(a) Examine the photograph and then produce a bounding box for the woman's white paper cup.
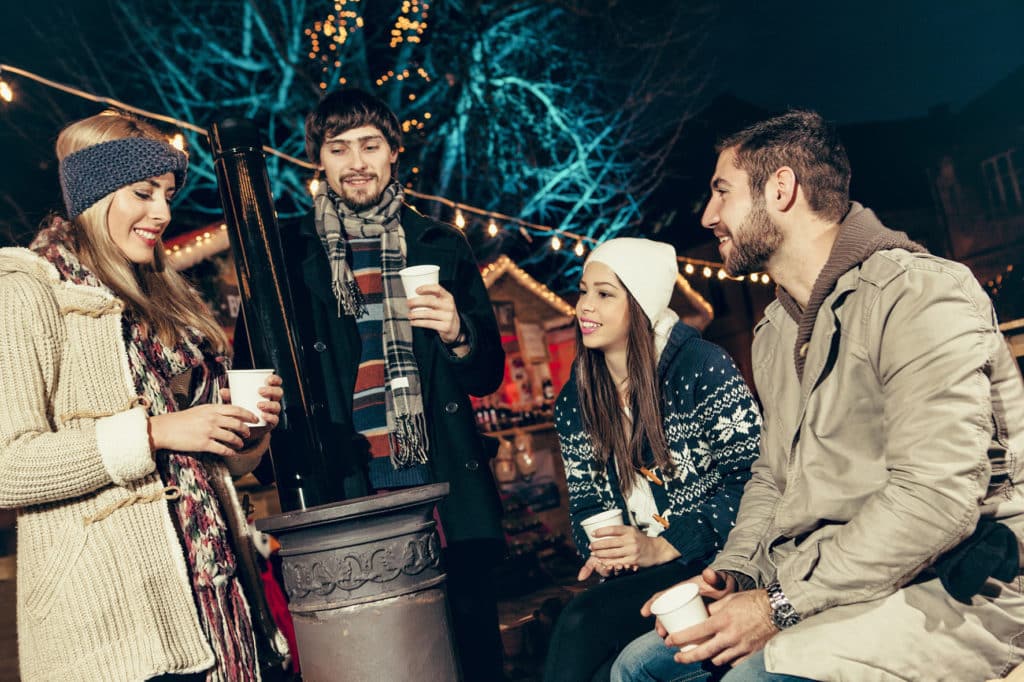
[580,508,624,542]
[399,265,440,311]
[225,369,273,427]
[650,582,709,651]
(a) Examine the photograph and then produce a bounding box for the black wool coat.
[240,204,506,547]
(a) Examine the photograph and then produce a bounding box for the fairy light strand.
[0,62,762,278]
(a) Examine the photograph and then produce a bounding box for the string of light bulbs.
[0,62,771,284]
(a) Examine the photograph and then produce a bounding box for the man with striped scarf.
[260,88,508,680]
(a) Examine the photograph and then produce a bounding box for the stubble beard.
[725,197,783,276]
[337,175,386,212]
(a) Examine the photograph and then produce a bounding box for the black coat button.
[313,341,327,352]
[444,401,459,414]
[465,460,480,471]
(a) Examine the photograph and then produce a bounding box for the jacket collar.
[296,202,457,305]
[296,200,452,244]
[656,321,700,379]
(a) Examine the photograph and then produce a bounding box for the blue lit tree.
[97,0,707,291]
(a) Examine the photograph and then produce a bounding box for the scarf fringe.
[198,585,260,682]
[329,259,367,318]
[389,412,430,468]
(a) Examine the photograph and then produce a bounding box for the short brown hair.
[717,110,851,222]
[304,89,403,166]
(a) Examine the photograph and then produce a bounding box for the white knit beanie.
[585,237,679,325]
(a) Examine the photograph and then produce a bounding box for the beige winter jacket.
[0,248,262,681]
[713,244,1024,680]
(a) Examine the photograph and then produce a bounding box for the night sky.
[4,1,1024,120]
[710,0,1024,122]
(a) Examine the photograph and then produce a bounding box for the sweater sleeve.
[659,345,761,563]
[555,388,621,559]
[0,272,154,508]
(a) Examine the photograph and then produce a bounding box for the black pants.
[446,540,506,682]
[543,560,697,682]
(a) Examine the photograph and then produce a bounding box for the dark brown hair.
[574,291,673,495]
[717,109,851,223]
[305,88,403,174]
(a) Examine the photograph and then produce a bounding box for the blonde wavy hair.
[56,111,227,351]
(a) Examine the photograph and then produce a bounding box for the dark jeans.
[446,540,506,682]
[543,560,696,682]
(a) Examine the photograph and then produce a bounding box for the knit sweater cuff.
[95,407,156,485]
[662,510,718,563]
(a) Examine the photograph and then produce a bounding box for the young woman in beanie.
[0,111,287,681]
[543,238,761,682]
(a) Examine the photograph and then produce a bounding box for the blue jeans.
[610,630,710,682]
[611,630,815,682]
[720,653,815,682]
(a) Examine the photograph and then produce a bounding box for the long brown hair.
[574,290,672,495]
[55,111,228,351]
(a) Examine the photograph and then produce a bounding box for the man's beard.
[725,198,783,276]
[337,175,385,211]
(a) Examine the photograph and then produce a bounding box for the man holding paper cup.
[612,111,1024,681]
[238,88,507,680]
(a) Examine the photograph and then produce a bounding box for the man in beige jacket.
[612,110,1024,681]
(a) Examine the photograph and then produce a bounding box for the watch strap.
[766,580,801,630]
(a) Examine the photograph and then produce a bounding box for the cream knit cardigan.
[0,247,258,681]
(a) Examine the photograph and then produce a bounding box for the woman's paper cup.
[650,582,709,652]
[399,265,440,311]
[225,369,273,427]
[580,508,624,542]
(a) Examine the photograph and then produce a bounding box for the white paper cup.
[399,265,440,312]
[225,369,273,427]
[650,582,709,651]
[580,508,624,542]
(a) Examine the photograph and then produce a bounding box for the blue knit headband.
[59,137,189,219]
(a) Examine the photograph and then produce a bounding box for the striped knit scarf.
[313,181,429,467]
[31,218,259,681]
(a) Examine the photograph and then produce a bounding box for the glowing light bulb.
[684,262,694,275]
[169,133,185,151]
[750,273,760,283]
[717,268,727,280]
[550,235,562,251]
[762,274,771,285]
[454,209,466,229]
[702,266,712,278]
[487,219,499,237]
[574,240,585,257]
[309,178,321,196]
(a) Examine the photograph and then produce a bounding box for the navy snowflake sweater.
[555,321,761,564]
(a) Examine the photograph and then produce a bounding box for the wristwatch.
[766,580,801,630]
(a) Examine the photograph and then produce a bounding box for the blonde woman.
[0,111,285,681]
